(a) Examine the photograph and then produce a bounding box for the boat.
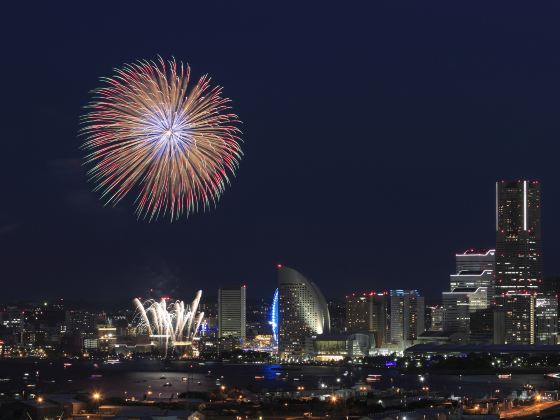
[255,375,265,380]
[497,373,512,380]
[366,374,382,382]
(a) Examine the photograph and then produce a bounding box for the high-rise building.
[495,180,542,344]
[496,181,542,294]
[345,292,388,347]
[278,265,330,359]
[535,295,558,344]
[218,286,247,339]
[389,290,424,349]
[442,287,488,333]
[503,293,535,344]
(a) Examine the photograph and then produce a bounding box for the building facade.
[389,290,424,349]
[278,265,330,359]
[345,292,387,347]
[456,249,495,272]
[426,305,444,332]
[442,287,488,333]
[218,286,247,339]
[535,295,558,345]
[503,293,535,344]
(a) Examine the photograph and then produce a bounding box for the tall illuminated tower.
[495,180,542,294]
[495,180,542,344]
[277,265,330,360]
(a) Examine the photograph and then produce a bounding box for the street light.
[37,396,43,403]
[92,392,101,401]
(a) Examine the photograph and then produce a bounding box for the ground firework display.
[81,57,242,221]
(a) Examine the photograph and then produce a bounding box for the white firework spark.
[133,290,204,356]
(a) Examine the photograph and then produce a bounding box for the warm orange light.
[37,397,43,403]
[92,392,101,400]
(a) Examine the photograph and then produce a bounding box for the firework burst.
[80,57,242,221]
[133,291,205,356]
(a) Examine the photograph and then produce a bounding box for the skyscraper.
[389,290,424,349]
[495,180,542,344]
[218,286,246,339]
[278,265,330,359]
[345,292,388,347]
[496,181,542,294]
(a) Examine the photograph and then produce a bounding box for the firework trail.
[133,291,204,356]
[81,57,242,221]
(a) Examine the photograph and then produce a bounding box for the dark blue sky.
[2,2,560,303]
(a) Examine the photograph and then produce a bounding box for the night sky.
[2,2,560,304]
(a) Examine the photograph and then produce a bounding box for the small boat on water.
[497,373,512,380]
[254,375,264,380]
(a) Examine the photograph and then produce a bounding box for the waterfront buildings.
[277,265,330,359]
[218,286,247,339]
[312,333,376,361]
[389,290,424,349]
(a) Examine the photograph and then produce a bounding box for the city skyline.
[5,4,560,419]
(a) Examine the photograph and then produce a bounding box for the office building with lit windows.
[345,292,388,347]
[495,180,542,344]
[218,286,247,339]
[502,293,536,344]
[496,181,542,294]
[536,295,558,345]
[278,265,330,359]
[389,290,424,349]
[442,287,488,333]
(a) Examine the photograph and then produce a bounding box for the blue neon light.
[270,288,279,343]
